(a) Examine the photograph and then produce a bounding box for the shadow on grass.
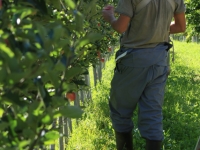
[163,65,200,150]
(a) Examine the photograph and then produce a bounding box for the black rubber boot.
[145,139,162,150]
[115,130,133,150]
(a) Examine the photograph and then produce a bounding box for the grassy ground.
[66,41,200,150]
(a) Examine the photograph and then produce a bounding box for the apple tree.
[0,0,119,149]
[185,0,200,39]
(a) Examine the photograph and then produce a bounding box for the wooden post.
[74,91,80,107]
[183,36,186,42]
[93,66,97,86]
[74,91,80,126]
[68,118,72,134]
[59,117,64,150]
[97,64,102,81]
[50,119,57,150]
[192,36,197,43]
[80,90,84,103]
[85,75,92,100]
[63,117,69,144]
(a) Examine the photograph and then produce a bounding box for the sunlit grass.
[163,41,200,150]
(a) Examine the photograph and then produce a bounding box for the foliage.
[67,41,200,150]
[185,0,200,38]
[169,0,200,41]
[163,41,200,149]
[0,0,118,149]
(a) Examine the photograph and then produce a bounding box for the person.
[102,0,186,150]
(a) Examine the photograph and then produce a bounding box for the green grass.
[66,41,200,150]
[163,41,200,150]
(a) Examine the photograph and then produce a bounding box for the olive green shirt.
[115,0,185,48]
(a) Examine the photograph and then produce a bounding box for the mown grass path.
[67,41,200,150]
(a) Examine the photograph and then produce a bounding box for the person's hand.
[102,5,115,24]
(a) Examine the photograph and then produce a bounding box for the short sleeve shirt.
[115,0,185,48]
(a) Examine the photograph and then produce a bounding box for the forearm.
[108,18,125,34]
[102,5,130,34]
[170,22,186,34]
[170,13,186,34]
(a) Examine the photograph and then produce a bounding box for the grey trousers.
[109,44,168,141]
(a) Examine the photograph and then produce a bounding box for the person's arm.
[102,5,131,34]
[170,12,186,34]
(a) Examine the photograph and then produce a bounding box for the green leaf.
[53,26,65,41]
[75,33,103,50]
[0,43,14,58]
[7,72,25,83]
[51,96,67,108]
[75,11,84,31]
[54,61,66,72]
[9,120,17,129]
[41,114,52,124]
[22,128,35,139]
[44,130,60,142]
[36,24,47,43]
[52,1,61,10]
[28,101,44,116]
[64,0,76,9]
[62,82,78,94]
[90,0,97,14]
[0,122,8,130]
[19,52,37,68]
[20,8,36,19]
[26,114,39,129]
[56,105,83,118]
[45,70,60,88]
[57,39,70,48]
[0,108,4,117]
[65,67,86,80]
[0,67,7,83]
[19,140,31,149]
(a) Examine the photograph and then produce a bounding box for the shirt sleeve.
[174,0,186,13]
[115,0,135,18]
